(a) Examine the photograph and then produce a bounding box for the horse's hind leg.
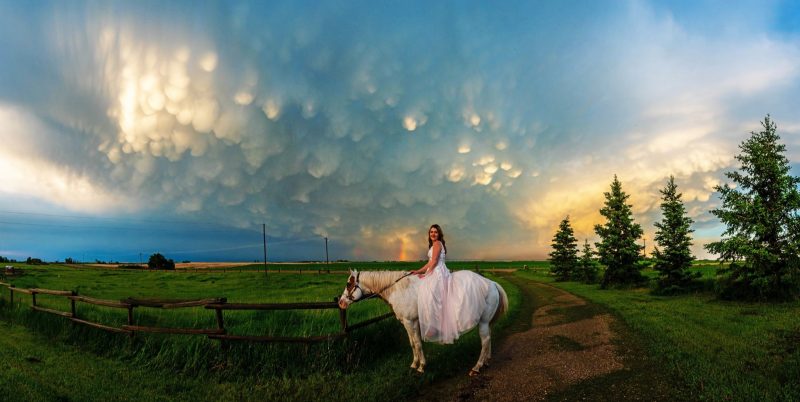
[470,321,491,376]
[401,319,420,369]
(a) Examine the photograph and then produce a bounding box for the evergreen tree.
[594,175,646,287]
[652,176,699,294]
[705,116,800,300]
[577,239,599,283]
[549,216,579,281]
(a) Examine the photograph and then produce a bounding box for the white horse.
[338,269,508,375]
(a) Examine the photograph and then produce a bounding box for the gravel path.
[461,283,622,401]
[419,273,681,402]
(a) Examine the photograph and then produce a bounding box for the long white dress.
[417,245,491,344]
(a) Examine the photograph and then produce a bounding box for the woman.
[411,224,460,344]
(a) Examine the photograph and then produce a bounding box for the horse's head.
[338,269,365,309]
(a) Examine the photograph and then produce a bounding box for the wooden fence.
[0,281,393,344]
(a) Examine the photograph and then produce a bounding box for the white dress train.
[417,245,491,344]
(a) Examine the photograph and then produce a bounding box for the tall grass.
[0,264,520,401]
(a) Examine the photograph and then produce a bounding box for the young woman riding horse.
[339,224,508,375]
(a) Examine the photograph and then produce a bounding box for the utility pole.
[262,223,268,277]
[325,237,329,273]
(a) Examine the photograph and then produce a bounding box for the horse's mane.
[359,270,412,298]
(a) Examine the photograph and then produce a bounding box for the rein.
[350,271,413,303]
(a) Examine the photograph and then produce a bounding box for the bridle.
[344,271,413,303]
[344,272,363,301]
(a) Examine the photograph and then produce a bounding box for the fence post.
[9,285,13,306]
[216,307,228,352]
[127,306,135,339]
[31,291,36,307]
[70,290,77,317]
[215,308,225,333]
[338,300,348,333]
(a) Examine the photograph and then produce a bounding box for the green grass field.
[0,263,521,401]
[1,261,798,401]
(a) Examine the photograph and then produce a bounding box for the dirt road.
[421,273,682,401]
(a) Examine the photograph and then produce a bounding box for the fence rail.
[205,301,337,310]
[122,297,226,308]
[31,288,74,296]
[68,295,130,308]
[70,317,131,334]
[0,282,392,345]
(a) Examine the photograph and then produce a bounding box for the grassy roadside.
[516,269,800,402]
[0,321,228,401]
[0,265,521,401]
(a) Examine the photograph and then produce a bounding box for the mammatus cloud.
[0,1,799,261]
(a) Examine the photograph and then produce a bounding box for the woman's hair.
[428,224,447,253]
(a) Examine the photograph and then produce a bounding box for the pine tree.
[594,175,645,287]
[577,239,599,283]
[705,115,800,300]
[549,216,579,281]
[652,176,699,294]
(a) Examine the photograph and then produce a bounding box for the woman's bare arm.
[427,241,441,272]
[415,241,441,277]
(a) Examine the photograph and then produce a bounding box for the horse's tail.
[490,282,509,325]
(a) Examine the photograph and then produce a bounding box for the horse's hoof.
[468,369,480,377]
[417,367,425,374]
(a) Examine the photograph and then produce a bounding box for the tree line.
[549,115,800,301]
[7,254,177,270]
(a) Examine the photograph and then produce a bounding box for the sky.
[0,0,799,263]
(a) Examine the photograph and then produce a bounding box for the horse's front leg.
[470,321,491,376]
[400,319,420,369]
[410,319,426,373]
